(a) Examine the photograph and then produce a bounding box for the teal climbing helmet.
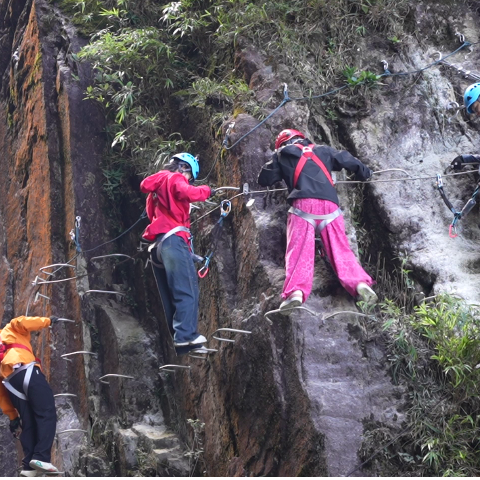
[464,83,480,114]
[171,152,199,179]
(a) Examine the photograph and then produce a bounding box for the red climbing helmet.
[275,129,305,150]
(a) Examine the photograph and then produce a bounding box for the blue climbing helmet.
[171,152,199,180]
[464,83,480,114]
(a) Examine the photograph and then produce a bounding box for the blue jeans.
[150,234,200,344]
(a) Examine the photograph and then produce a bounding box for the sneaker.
[174,334,207,347]
[20,471,38,477]
[29,460,59,473]
[279,290,303,315]
[189,334,207,345]
[356,282,378,305]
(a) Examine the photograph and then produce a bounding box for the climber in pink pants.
[258,128,377,313]
[283,197,373,302]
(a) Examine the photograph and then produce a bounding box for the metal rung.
[57,429,88,435]
[61,351,97,359]
[159,365,191,371]
[32,275,51,286]
[264,306,319,323]
[35,292,50,302]
[40,263,76,276]
[84,290,127,297]
[212,328,252,343]
[98,374,135,384]
[54,394,77,398]
[322,311,375,321]
[36,276,77,285]
[192,347,218,353]
[57,318,76,323]
[90,254,133,262]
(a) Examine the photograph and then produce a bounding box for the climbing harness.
[284,143,343,232]
[436,173,479,238]
[2,361,37,401]
[0,343,39,363]
[291,144,335,187]
[288,207,342,234]
[198,200,232,278]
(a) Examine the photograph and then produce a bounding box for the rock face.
[0,0,479,477]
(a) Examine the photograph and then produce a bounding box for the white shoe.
[279,290,303,315]
[356,282,378,305]
[29,460,59,473]
[189,334,207,345]
[20,471,38,477]
[174,334,207,347]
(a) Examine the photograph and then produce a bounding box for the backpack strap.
[292,144,334,188]
[4,343,41,364]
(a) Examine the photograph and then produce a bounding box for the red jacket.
[140,171,211,243]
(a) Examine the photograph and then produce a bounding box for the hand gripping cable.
[198,200,232,278]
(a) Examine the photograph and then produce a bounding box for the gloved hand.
[50,316,59,325]
[209,188,218,198]
[9,417,20,435]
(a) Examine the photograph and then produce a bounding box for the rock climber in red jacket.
[140,153,213,353]
[258,129,377,313]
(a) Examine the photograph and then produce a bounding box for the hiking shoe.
[189,334,207,345]
[356,282,378,305]
[174,334,207,347]
[29,460,59,473]
[279,290,303,315]
[20,471,38,477]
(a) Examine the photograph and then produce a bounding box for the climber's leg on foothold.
[282,199,316,304]
[279,290,304,314]
[319,201,374,297]
[150,237,176,337]
[356,282,378,305]
[159,235,202,345]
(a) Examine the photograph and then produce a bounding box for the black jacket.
[257,140,372,206]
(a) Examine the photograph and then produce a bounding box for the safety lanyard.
[436,174,479,238]
[198,200,231,278]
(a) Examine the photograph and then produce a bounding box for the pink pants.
[282,198,374,301]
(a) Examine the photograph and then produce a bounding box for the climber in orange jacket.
[0,315,59,476]
[140,153,213,354]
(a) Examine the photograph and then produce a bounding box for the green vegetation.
[379,294,480,476]
[57,0,410,198]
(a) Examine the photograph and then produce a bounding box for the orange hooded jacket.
[0,316,51,420]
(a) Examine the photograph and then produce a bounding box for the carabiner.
[220,200,232,217]
[198,266,209,278]
[449,224,458,238]
[198,255,211,278]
